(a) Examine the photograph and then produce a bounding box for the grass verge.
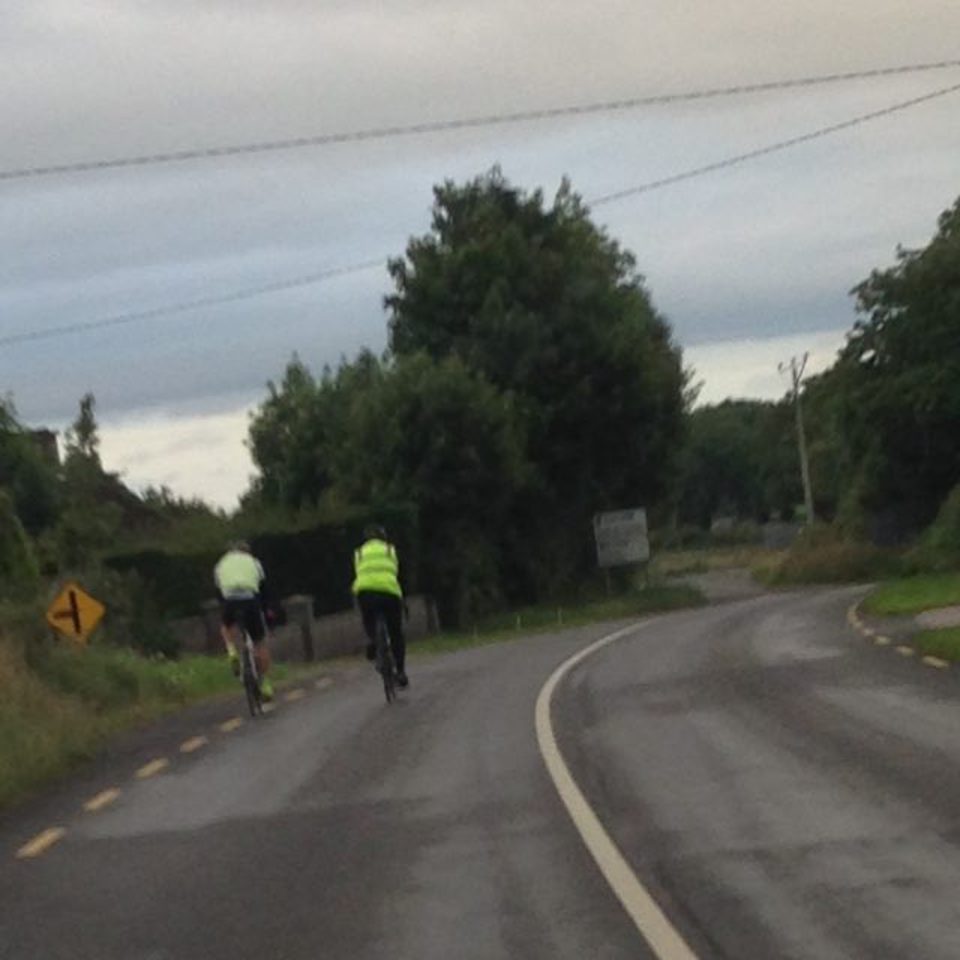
[914,627,960,662]
[413,583,704,656]
[2,582,702,806]
[651,545,782,578]
[862,572,960,617]
[0,627,300,809]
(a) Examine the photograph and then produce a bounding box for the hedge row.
[105,504,419,618]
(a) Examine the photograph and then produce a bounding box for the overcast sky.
[2,1,959,506]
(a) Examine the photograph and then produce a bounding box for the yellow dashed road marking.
[284,688,306,703]
[16,827,66,860]
[135,758,169,779]
[262,702,276,714]
[180,736,208,754]
[83,788,120,813]
[315,677,333,690]
[851,601,950,678]
[220,717,243,733]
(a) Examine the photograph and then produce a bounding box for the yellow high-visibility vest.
[352,539,402,597]
[214,551,263,597]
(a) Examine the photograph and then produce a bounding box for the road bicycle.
[373,612,398,704]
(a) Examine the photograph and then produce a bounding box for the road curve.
[554,586,960,959]
[2,586,958,959]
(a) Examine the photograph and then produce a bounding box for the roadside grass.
[651,545,782,578]
[1,579,703,805]
[0,641,95,810]
[914,627,960,662]
[0,625,301,809]
[862,572,960,617]
[413,583,704,656]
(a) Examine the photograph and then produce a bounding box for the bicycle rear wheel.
[242,638,262,716]
[375,617,396,704]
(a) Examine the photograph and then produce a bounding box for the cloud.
[685,329,847,406]
[97,399,259,509]
[2,0,958,432]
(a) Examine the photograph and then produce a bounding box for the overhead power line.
[3,77,958,349]
[589,80,960,206]
[2,59,960,183]
[0,259,385,347]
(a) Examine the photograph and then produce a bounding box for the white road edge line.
[535,623,700,960]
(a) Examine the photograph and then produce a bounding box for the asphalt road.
[2,586,959,959]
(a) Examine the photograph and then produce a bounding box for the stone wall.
[170,595,436,662]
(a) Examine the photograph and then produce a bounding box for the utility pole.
[779,353,816,526]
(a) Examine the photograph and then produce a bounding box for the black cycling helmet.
[364,524,387,541]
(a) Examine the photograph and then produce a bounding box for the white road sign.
[593,508,649,568]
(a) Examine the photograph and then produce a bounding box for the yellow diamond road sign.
[46,582,105,644]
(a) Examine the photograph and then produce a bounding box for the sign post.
[593,508,650,590]
[46,582,106,645]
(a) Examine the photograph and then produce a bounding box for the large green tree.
[816,196,960,534]
[57,393,124,566]
[335,353,525,624]
[386,169,686,594]
[247,350,383,510]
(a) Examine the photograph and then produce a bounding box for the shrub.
[0,490,40,599]
[758,523,901,584]
[63,568,181,658]
[928,485,960,549]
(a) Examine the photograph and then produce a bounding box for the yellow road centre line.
[16,827,66,860]
[536,622,700,960]
[220,717,243,733]
[284,688,306,702]
[896,645,915,657]
[875,635,891,646]
[135,758,169,779]
[922,655,950,669]
[180,736,208,754]
[315,677,333,690]
[83,788,120,813]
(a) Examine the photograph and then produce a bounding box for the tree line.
[674,195,959,543]
[3,170,957,626]
[246,170,687,623]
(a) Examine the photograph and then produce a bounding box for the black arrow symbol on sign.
[52,590,82,635]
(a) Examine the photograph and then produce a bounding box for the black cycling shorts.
[221,596,266,643]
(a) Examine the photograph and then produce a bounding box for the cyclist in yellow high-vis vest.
[353,524,408,687]
[214,540,274,700]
